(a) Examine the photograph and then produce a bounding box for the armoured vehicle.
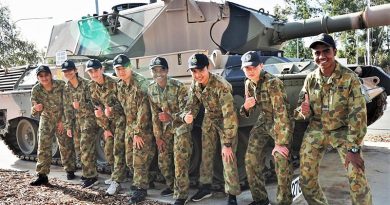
[1,0,389,185]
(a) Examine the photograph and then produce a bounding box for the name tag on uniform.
[322,105,329,112]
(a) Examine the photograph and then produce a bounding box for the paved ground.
[1,98,389,204]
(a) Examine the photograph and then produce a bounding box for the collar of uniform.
[314,61,342,84]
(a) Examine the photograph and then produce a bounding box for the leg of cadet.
[133,133,155,189]
[36,117,56,175]
[199,116,218,186]
[274,146,293,205]
[80,118,98,178]
[111,116,126,183]
[245,128,270,202]
[173,130,193,200]
[125,125,134,174]
[336,146,372,205]
[299,130,327,205]
[104,124,115,167]
[221,132,240,196]
[56,124,76,173]
[158,132,175,190]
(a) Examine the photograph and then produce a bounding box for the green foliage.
[0,4,39,68]
[283,39,312,59]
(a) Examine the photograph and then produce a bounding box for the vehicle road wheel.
[16,119,38,155]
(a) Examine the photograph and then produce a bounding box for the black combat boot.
[174,198,188,205]
[130,188,147,204]
[30,174,48,186]
[227,194,237,205]
[191,184,212,202]
[67,171,76,180]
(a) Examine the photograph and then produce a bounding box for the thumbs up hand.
[184,111,193,124]
[301,94,310,117]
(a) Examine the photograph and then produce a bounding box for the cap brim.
[241,62,260,69]
[309,40,333,49]
[85,67,95,72]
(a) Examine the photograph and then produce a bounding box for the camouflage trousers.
[299,129,372,205]
[36,116,76,175]
[200,117,241,195]
[173,129,193,199]
[245,126,292,204]
[157,130,175,190]
[72,116,98,178]
[108,116,127,182]
[132,132,156,189]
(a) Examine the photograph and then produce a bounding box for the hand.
[243,96,256,111]
[34,103,43,112]
[105,105,112,117]
[94,106,103,118]
[57,121,64,134]
[133,135,145,149]
[184,111,193,124]
[66,129,72,138]
[72,101,80,110]
[272,144,289,159]
[103,130,113,140]
[156,138,166,153]
[345,152,365,172]
[222,146,235,163]
[158,111,171,123]
[300,94,310,117]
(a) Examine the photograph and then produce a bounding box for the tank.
[1,0,389,185]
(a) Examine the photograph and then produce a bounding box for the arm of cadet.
[346,76,367,150]
[134,89,150,137]
[239,80,255,118]
[172,84,189,123]
[180,84,201,122]
[30,87,41,118]
[220,87,238,144]
[148,89,163,140]
[269,79,292,145]
[294,76,311,120]
[62,88,74,130]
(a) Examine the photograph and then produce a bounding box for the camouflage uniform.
[148,78,192,199]
[116,72,155,189]
[294,62,372,205]
[89,74,126,182]
[181,72,240,195]
[31,80,76,175]
[63,76,98,178]
[239,70,293,205]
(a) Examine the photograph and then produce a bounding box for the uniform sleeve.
[148,87,163,140]
[172,84,189,123]
[90,86,110,131]
[62,88,74,130]
[30,87,40,117]
[180,83,201,122]
[239,80,255,118]
[219,86,238,144]
[108,83,123,119]
[269,79,291,145]
[346,76,367,149]
[134,88,151,137]
[294,76,312,120]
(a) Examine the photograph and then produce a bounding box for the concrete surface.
[1,98,389,204]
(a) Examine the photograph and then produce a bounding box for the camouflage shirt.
[148,78,189,140]
[117,71,152,137]
[180,72,238,144]
[294,62,367,149]
[31,79,65,120]
[63,76,95,130]
[89,74,124,131]
[239,70,292,145]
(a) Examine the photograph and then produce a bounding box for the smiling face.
[37,72,52,86]
[190,66,209,85]
[312,44,337,74]
[87,68,104,84]
[114,66,132,83]
[62,68,77,81]
[151,66,168,87]
[242,64,263,83]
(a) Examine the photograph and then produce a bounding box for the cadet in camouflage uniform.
[295,33,372,205]
[147,57,192,205]
[30,65,76,186]
[61,60,99,188]
[86,59,126,195]
[112,54,155,204]
[181,53,240,205]
[240,51,293,205]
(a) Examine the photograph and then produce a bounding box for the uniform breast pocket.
[258,91,269,102]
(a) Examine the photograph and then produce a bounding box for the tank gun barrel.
[274,4,390,43]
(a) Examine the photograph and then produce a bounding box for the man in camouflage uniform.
[61,60,99,188]
[112,54,155,204]
[86,59,126,195]
[30,65,76,186]
[240,51,293,205]
[148,57,193,205]
[181,53,240,205]
[295,33,372,205]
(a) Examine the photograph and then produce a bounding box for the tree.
[0,4,39,69]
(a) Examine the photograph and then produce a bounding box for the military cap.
[188,53,209,70]
[309,33,336,49]
[85,59,102,72]
[149,56,168,69]
[36,65,51,75]
[113,54,131,68]
[61,60,76,71]
[241,51,263,69]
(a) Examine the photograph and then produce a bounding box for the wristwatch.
[348,146,360,154]
[223,143,232,148]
